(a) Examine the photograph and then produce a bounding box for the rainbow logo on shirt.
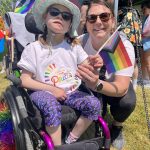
[44,64,80,93]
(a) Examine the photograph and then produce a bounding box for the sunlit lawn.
[123,86,150,150]
[0,73,150,150]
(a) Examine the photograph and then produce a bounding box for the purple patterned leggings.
[30,90,101,126]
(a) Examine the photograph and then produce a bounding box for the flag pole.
[97,25,121,54]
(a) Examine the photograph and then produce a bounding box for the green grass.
[0,73,150,150]
[123,86,150,150]
[0,73,10,94]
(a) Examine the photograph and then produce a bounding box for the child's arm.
[20,69,67,101]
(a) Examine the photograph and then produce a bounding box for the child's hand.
[51,87,67,101]
[88,54,103,69]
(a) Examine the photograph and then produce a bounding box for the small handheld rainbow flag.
[15,0,35,14]
[98,28,132,74]
[0,30,5,54]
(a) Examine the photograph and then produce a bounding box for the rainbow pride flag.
[99,31,132,74]
[0,30,5,53]
[15,0,35,14]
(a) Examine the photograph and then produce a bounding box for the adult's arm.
[77,64,131,97]
[77,32,135,97]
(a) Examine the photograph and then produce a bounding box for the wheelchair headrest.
[25,13,43,35]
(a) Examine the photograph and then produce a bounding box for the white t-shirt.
[17,40,88,94]
[79,33,135,81]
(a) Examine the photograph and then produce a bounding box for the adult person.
[18,0,102,146]
[141,0,150,86]
[77,0,136,149]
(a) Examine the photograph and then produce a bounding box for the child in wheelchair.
[17,0,103,146]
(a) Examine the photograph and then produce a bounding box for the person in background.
[141,0,150,87]
[77,0,91,35]
[118,0,142,90]
[77,0,136,149]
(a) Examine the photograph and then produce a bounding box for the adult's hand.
[76,64,99,90]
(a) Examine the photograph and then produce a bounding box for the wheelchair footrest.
[55,137,104,150]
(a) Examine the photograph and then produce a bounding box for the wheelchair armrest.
[7,74,22,86]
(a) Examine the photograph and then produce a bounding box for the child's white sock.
[65,132,79,144]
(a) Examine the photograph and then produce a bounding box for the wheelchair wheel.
[5,85,48,150]
[3,90,27,150]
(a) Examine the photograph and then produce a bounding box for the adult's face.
[86,3,115,41]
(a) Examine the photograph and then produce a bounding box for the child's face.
[45,4,72,35]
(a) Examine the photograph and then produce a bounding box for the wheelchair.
[0,12,111,150]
